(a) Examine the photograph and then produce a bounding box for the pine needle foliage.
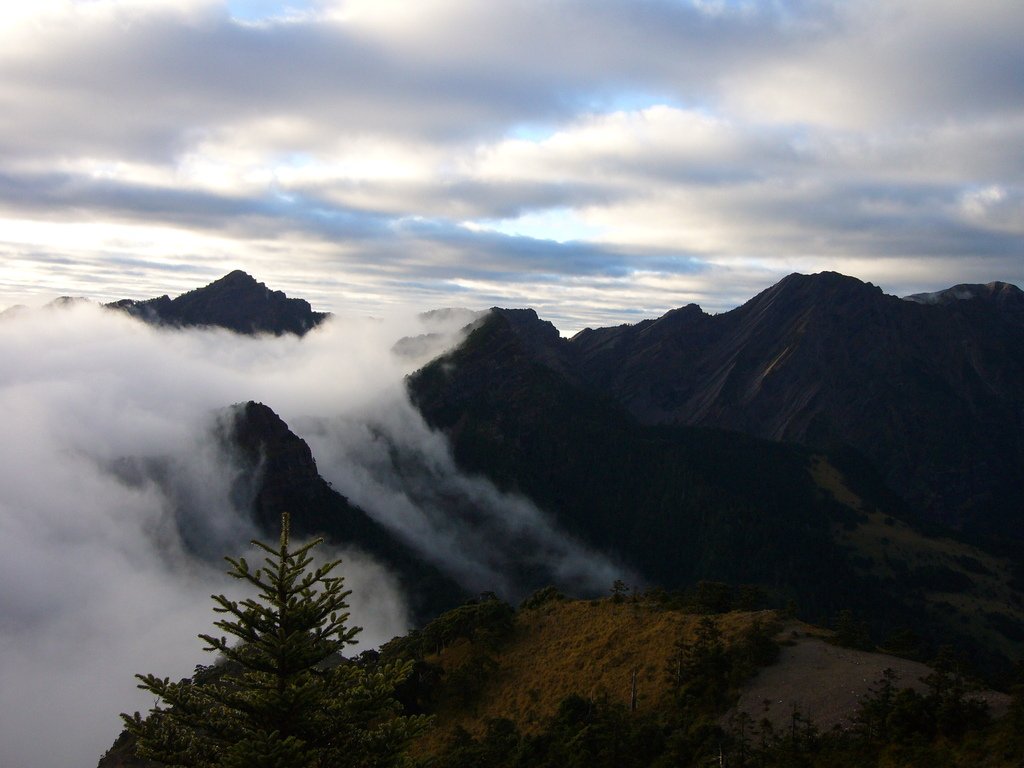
[123,513,429,768]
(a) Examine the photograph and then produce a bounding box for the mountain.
[221,401,467,621]
[107,270,328,335]
[410,272,1024,539]
[385,597,1015,766]
[96,270,1024,767]
[407,303,1024,677]
[569,272,1024,537]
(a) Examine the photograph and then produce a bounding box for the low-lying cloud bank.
[0,302,623,768]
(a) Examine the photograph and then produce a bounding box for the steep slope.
[108,270,328,335]
[409,309,847,597]
[571,272,1024,537]
[407,310,1024,674]
[222,401,467,621]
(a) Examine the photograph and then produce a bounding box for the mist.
[0,301,625,768]
[296,406,628,597]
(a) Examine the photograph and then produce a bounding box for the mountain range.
[414,271,1023,539]
[106,267,1022,541]
[87,268,1024,767]
[84,270,1024,676]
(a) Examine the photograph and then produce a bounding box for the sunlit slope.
[415,599,775,746]
[408,597,1014,761]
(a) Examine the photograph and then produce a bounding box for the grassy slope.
[414,597,1022,767]
[416,599,770,751]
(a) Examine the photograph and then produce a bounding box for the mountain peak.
[207,269,263,291]
[490,307,564,347]
[730,271,886,328]
[108,272,328,336]
[772,271,882,300]
[904,281,1024,305]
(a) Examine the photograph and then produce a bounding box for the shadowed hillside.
[408,305,1024,678]
[571,273,1024,538]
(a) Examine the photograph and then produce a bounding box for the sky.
[0,0,1021,332]
[0,304,625,768]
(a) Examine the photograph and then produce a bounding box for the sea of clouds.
[0,302,623,768]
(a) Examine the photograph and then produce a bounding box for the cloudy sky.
[1,0,1022,332]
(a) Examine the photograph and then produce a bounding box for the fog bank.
[0,302,625,768]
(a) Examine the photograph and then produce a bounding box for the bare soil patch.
[731,626,1010,731]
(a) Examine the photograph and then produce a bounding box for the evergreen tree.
[853,667,900,742]
[667,616,729,709]
[123,513,429,768]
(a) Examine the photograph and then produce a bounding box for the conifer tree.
[123,513,429,767]
[667,616,729,709]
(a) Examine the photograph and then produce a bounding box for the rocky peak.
[485,308,570,372]
[490,307,563,346]
[107,271,328,336]
[739,271,885,317]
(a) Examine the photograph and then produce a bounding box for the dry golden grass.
[417,599,777,752]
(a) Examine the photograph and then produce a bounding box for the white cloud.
[0,0,1022,331]
[0,301,630,766]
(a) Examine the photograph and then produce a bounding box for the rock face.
[108,270,328,335]
[413,271,1024,538]
[224,401,466,621]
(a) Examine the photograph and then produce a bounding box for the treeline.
[364,586,1023,768]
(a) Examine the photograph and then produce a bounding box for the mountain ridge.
[222,401,468,621]
[447,271,1024,537]
[408,306,1024,678]
[107,270,328,335]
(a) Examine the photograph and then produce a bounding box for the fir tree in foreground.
[123,513,429,768]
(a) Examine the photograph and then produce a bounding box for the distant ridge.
[108,270,328,336]
[904,280,1023,305]
[412,271,1024,540]
[904,281,1024,326]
